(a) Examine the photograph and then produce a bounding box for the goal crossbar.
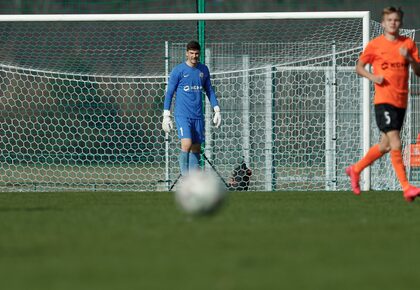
[0,12,369,22]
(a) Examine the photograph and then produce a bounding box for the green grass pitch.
[1,190,420,290]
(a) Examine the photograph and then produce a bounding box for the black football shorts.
[374,103,406,133]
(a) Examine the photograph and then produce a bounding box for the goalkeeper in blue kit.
[162,41,221,175]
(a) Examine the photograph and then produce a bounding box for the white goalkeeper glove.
[213,106,221,128]
[162,110,173,133]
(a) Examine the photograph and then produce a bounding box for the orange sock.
[354,144,384,174]
[390,149,410,190]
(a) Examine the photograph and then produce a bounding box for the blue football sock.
[189,152,201,171]
[179,151,189,175]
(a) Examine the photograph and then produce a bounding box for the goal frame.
[0,12,372,191]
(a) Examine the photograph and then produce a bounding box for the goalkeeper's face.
[186,49,200,66]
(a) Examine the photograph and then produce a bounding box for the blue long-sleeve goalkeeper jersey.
[163,62,219,119]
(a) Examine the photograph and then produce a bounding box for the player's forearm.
[163,92,173,110]
[356,66,372,80]
[207,92,219,108]
[204,84,219,108]
[409,60,420,76]
[204,80,218,108]
[163,98,172,110]
[402,49,420,76]
[163,84,176,110]
[356,63,377,82]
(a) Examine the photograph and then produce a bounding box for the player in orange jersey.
[346,6,420,201]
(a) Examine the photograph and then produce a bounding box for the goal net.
[0,13,416,192]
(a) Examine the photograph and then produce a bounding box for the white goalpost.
[2,11,406,192]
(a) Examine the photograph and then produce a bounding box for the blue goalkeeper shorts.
[175,116,205,144]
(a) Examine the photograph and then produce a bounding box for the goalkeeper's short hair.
[186,40,201,51]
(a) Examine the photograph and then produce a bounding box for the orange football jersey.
[360,35,420,108]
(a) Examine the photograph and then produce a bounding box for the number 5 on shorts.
[384,111,391,125]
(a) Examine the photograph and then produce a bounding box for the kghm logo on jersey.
[183,85,202,92]
[381,62,408,70]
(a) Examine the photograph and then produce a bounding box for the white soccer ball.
[175,170,226,215]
